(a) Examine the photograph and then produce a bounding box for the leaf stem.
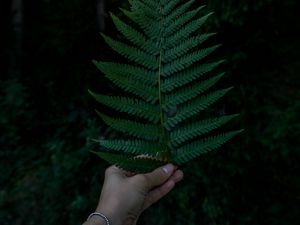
[158,0,171,161]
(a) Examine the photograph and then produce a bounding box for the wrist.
[95,207,137,225]
[84,216,107,225]
[95,204,123,225]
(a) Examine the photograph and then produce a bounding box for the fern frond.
[166,12,214,48]
[129,0,159,20]
[170,114,239,147]
[164,73,224,109]
[164,33,216,63]
[163,44,221,76]
[140,0,157,10]
[101,34,158,69]
[110,13,158,55]
[97,111,161,140]
[162,61,224,91]
[164,0,196,25]
[94,139,162,156]
[89,91,160,123]
[165,87,233,129]
[93,61,157,102]
[163,0,185,16]
[91,0,242,172]
[121,9,161,39]
[93,61,156,86]
[173,130,243,164]
[165,5,205,36]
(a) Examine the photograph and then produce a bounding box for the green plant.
[90,0,242,172]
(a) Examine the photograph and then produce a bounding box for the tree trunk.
[96,0,105,32]
[11,0,23,77]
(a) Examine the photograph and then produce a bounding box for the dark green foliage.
[91,0,241,172]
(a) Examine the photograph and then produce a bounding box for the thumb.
[144,164,175,190]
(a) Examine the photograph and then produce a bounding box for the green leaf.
[161,60,224,91]
[121,9,161,39]
[93,60,157,102]
[101,34,158,69]
[110,13,158,55]
[129,0,160,20]
[170,114,239,147]
[89,90,160,123]
[162,44,221,76]
[173,130,243,164]
[163,0,185,16]
[165,87,233,129]
[163,0,195,27]
[165,5,205,37]
[97,111,161,140]
[164,33,216,63]
[93,61,156,86]
[164,73,225,109]
[139,0,158,10]
[166,12,214,48]
[94,139,162,156]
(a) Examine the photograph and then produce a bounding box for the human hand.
[85,164,183,225]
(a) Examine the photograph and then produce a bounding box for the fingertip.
[162,164,175,175]
[171,169,184,183]
[144,164,176,189]
[166,179,175,189]
[177,170,184,181]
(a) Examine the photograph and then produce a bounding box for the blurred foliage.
[0,0,299,225]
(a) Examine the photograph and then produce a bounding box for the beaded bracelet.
[87,212,110,225]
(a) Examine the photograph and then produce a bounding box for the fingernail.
[163,164,174,174]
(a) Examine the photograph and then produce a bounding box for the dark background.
[1,0,299,224]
